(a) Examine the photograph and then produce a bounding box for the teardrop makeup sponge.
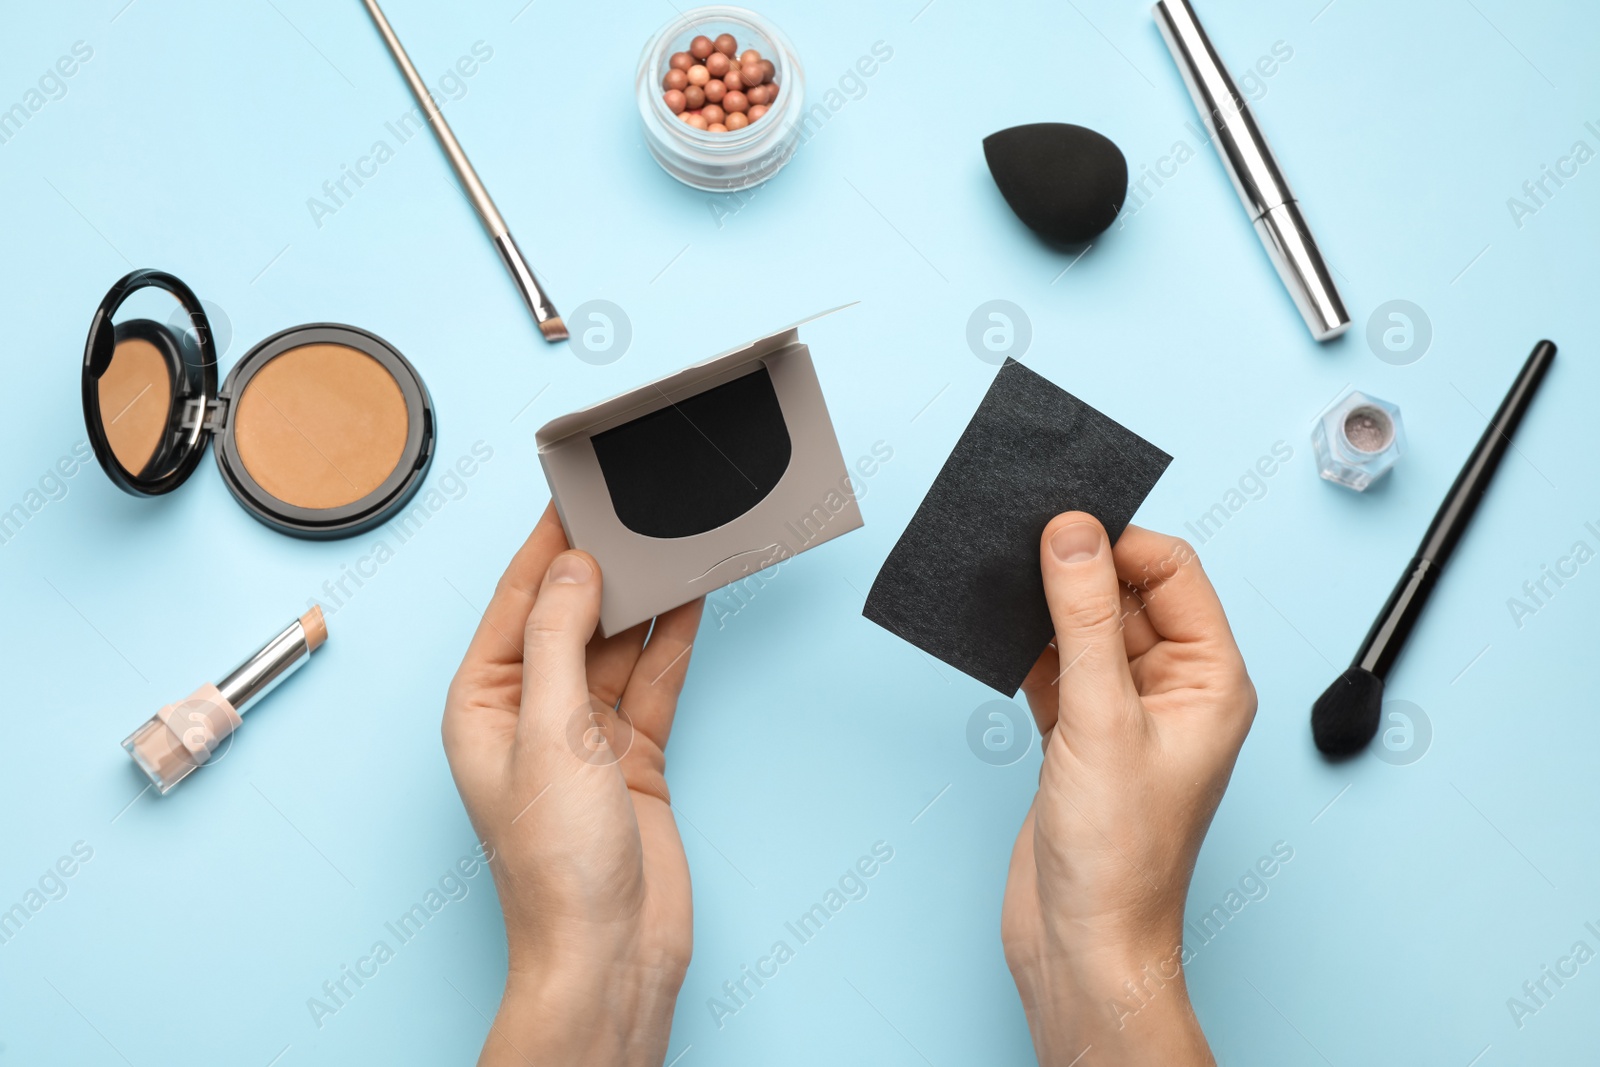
[983,123,1128,246]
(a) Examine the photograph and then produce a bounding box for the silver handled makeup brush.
[361,0,567,343]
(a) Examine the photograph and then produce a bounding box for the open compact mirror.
[82,269,435,539]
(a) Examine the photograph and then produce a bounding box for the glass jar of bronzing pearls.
[636,6,805,192]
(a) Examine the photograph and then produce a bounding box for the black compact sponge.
[983,123,1128,246]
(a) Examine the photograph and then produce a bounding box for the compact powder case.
[81,269,435,539]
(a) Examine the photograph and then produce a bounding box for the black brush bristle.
[1311,666,1385,758]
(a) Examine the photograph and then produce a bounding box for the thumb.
[1039,514,1139,743]
[517,550,602,753]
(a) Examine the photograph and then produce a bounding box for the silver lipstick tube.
[217,618,313,716]
[1154,0,1350,341]
[122,611,324,795]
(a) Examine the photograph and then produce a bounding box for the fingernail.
[1050,522,1102,564]
[548,554,592,584]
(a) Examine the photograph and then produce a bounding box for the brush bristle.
[1311,666,1385,757]
[539,316,568,343]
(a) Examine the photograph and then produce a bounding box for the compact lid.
[81,269,218,496]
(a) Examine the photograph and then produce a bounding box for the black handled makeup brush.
[1312,340,1557,757]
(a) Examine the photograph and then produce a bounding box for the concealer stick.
[122,607,327,795]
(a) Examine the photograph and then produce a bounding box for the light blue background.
[2,0,1597,1063]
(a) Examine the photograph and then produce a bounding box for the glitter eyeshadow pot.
[1312,389,1405,491]
[82,269,435,538]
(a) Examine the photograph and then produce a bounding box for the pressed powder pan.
[82,269,435,539]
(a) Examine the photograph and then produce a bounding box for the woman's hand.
[1003,514,1256,1066]
[443,503,703,1066]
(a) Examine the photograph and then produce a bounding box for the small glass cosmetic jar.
[1312,389,1405,491]
[636,6,806,192]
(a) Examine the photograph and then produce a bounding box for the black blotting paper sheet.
[863,359,1171,694]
